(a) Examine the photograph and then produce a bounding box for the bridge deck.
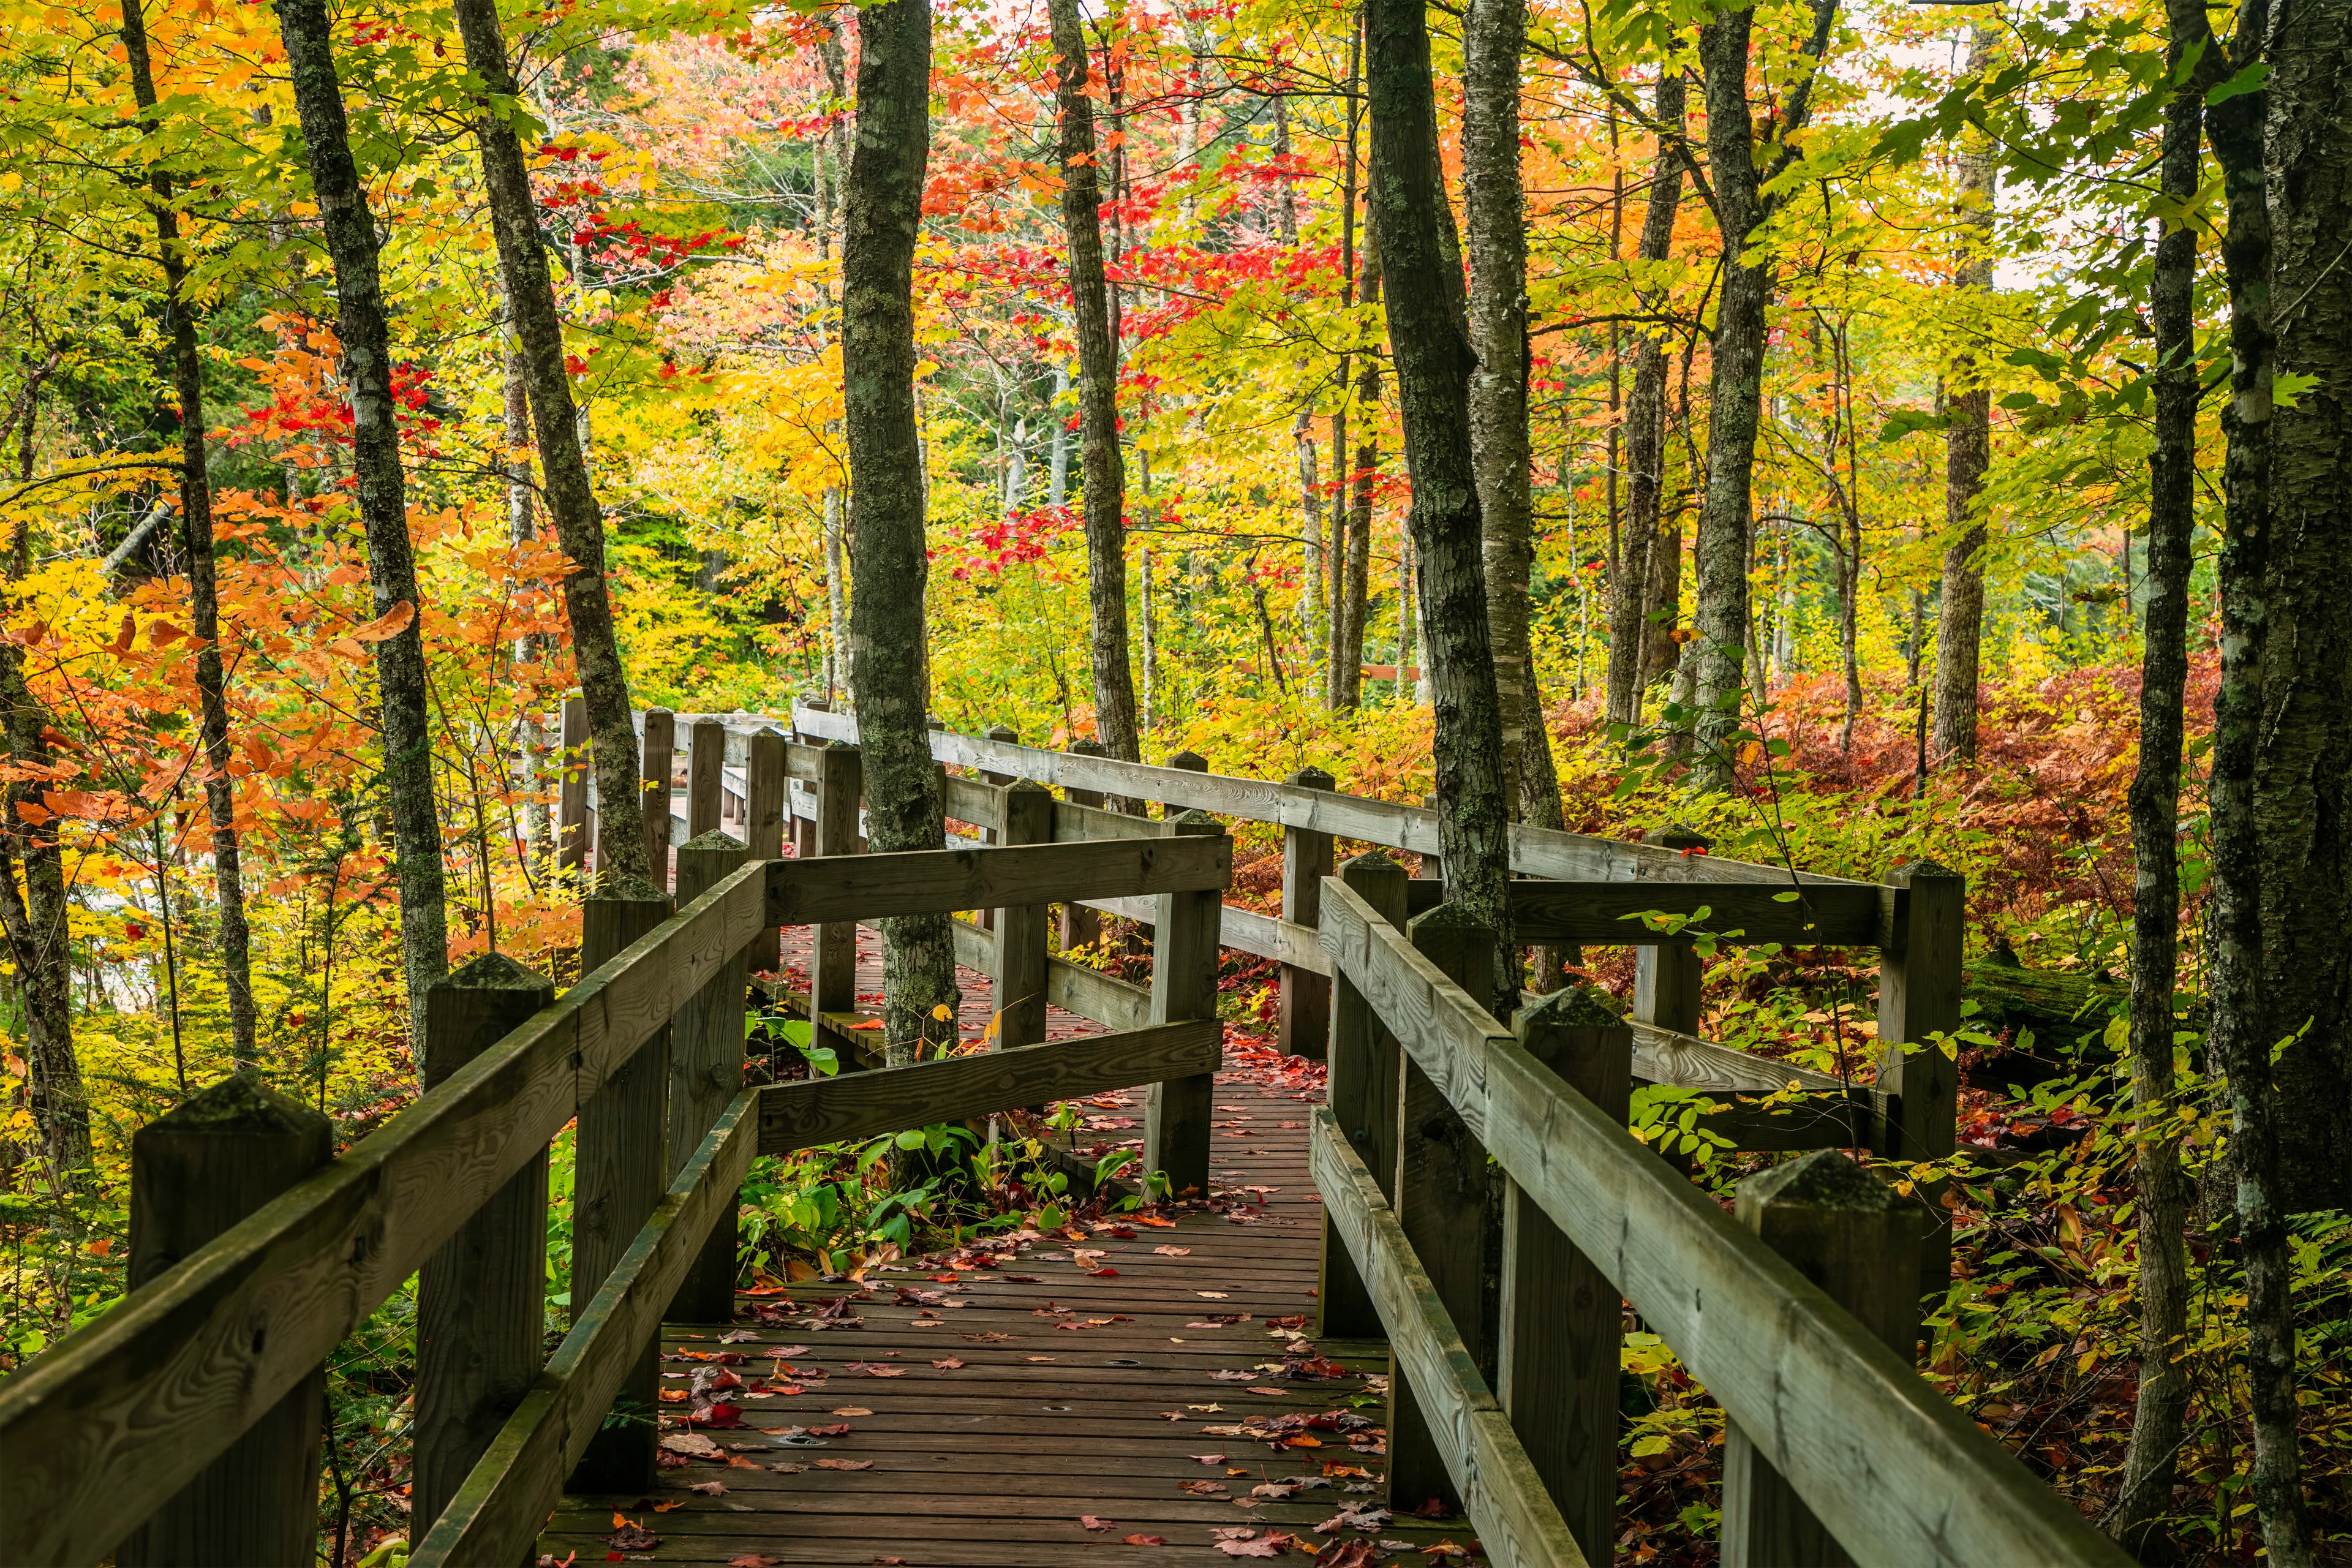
[537,929,1485,1566]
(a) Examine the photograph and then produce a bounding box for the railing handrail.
[0,837,1234,1566]
[1314,878,2129,1568]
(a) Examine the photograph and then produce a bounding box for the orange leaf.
[350,600,417,643]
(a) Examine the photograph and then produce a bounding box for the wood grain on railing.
[0,861,769,1568]
[763,836,1231,927]
[1319,892,2133,1568]
[1311,1109,1591,1568]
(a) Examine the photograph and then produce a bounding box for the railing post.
[745,726,787,978]
[1633,822,1709,1039]
[1419,791,1442,881]
[1502,987,1632,1564]
[672,832,752,1321]
[557,693,589,875]
[1721,1150,1925,1568]
[1874,859,1964,1298]
[685,717,725,840]
[1145,809,1224,1198]
[978,724,1017,930]
[1387,900,1498,1517]
[1163,747,1207,818]
[414,954,556,1536]
[1278,765,1336,1061]
[117,1076,331,1567]
[809,741,864,1067]
[1058,737,1108,953]
[640,707,674,889]
[790,701,827,858]
[992,780,1054,1049]
[569,876,674,1493]
[1316,851,1408,1340]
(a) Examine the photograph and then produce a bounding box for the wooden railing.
[1309,877,2132,1568]
[0,831,1231,1566]
[618,703,1963,1188]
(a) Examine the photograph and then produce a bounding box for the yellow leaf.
[932,1003,952,1022]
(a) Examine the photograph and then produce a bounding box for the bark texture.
[276,0,450,1025]
[844,0,959,1052]
[1365,0,1512,975]
[1464,0,1551,821]
[1605,74,1686,731]
[2203,0,2313,1554]
[451,0,649,884]
[1690,0,1838,782]
[1931,26,1997,768]
[1046,0,1142,762]
[2104,11,2217,1550]
[123,0,257,1067]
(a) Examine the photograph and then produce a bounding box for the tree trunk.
[1335,219,1382,714]
[1605,73,1686,731]
[450,0,649,884]
[122,0,257,1068]
[2104,10,2216,1551]
[276,0,450,1027]
[1691,0,1838,783]
[1464,0,1541,820]
[1931,28,1997,768]
[2203,0,2314,1556]
[843,0,959,1055]
[1365,0,1513,976]
[1046,0,1142,763]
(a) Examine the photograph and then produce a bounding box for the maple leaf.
[1080,1515,1117,1531]
[813,1458,874,1471]
[1123,1534,1171,1545]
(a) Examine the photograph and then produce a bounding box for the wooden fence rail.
[1310,880,2132,1568]
[0,835,1231,1567]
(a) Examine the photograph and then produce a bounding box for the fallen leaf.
[1182,1479,1230,1496]
[1195,1453,1229,1464]
[1154,1245,1193,1256]
[930,1357,966,1369]
[726,1455,764,1471]
[813,1458,875,1471]
[1123,1534,1171,1546]
[658,1433,722,1458]
[605,1522,660,1551]
[1087,1267,1121,1278]
[1246,1386,1289,1396]
[858,1365,905,1378]
[875,1559,908,1566]
[688,1480,725,1496]
[769,1461,807,1474]
[1313,1543,1379,1567]
[832,1406,875,1417]
[1080,1515,1117,1531]
[725,1556,782,1567]
[1196,1291,1230,1299]
[718,1329,760,1344]
[807,1423,853,1437]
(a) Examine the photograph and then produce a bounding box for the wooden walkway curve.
[538,929,1480,1565]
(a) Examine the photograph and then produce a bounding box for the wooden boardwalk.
[538,932,1485,1566]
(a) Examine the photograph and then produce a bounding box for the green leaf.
[2206,61,2269,105]
[2272,371,2319,411]
[1877,407,1948,444]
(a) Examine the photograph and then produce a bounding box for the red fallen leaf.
[688,1402,744,1428]
[726,1455,764,1471]
[1314,1542,1380,1567]
[1123,1535,1170,1546]
[688,1479,725,1496]
[932,1273,961,1283]
[1106,1224,1137,1238]
[813,1458,874,1470]
[1080,1515,1117,1531]
[1087,1266,1120,1277]
[806,1423,853,1436]
[931,1357,966,1369]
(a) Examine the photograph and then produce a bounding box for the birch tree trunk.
[276,0,450,1027]
[843,0,959,1054]
[1365,0,1513,974]
[2105,8,2218,1549]
[1605,73,1686,730]
[1931,27,1997,767]
[123,0,257,1068]
[450,0,649,883]
[1046,0,1142,763]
